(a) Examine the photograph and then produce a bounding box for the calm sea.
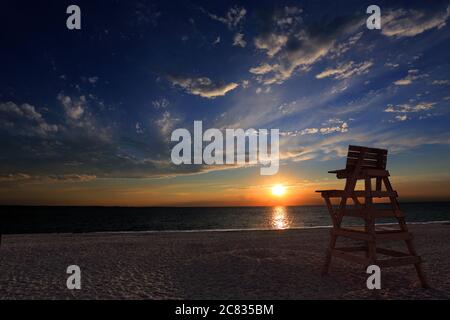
[1,202,449,234]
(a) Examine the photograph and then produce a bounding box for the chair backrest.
[345,145,387,170]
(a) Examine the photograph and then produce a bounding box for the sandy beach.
[0,223,449,300]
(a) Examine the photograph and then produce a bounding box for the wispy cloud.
[152,98,169,109]
[168,75,239,98]
[0,101,58,136]
[393,69,427,86]
[282,119,349,137]
[155,111,179,137]
[58,93,85,120]
[232,32,246,47]
[384,102,436,113]
[432,79,450,85]
[250,8,364,85]
[316,60,373,80]
[0,173,96,184]
[201,5,246,30]
[382,6,450,38]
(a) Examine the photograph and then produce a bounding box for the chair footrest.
[331,248,420,267]
[337,208,404,218]
[333,227,412,241]
[376,256,421,267]
[331,249,371,265]
[335,246,410,257]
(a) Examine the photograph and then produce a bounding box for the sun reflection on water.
[271,206,291,230]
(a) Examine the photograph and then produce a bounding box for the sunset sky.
[1,0,450,206]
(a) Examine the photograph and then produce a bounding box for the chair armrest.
[328,169,346,174]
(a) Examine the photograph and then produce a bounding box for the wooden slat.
[375,231,412,241]
[376,247,409,257]
[362,169,390,177]
[328,169,345,174]
[349,145,388,155]
[333,228,372,241]
[335,246,366,252]
[376,256,421,267]
[333,227,411,241]
[331,249,371,265]
[348,151,387,161]
[315,190,397,198]
[346,158,386,168]
[334,247,411,258]
[370,209,404,218]
[335,169,390,179]
[342,208,366,218]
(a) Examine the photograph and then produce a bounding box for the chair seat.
[328,168,390,179]
[315,189,398,198]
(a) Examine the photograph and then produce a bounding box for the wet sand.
[0,223,449,299]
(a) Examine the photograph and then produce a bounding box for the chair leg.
[404,238,429,288]
[322,233,336,275]
[413,260,429,288]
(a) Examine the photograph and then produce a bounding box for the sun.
[271,184,286,197]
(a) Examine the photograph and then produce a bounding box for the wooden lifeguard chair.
[316,145,428,287]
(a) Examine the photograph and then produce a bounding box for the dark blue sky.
[1,0,450,205]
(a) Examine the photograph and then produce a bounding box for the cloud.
[133,2,161,27]
[88,76,99,84]
[202,5,246,30]
[155,111,180,138]
[394,115,408,122]
[57,93,85,120]
[135,122,144,134]
[301,128,319,135]
[432,79,450,85]
[249,63,276,75]
[384,102,436,113]
[168,75,239,98]
[329,32,363,58]
[320,122,349,134]
[281,119,349,136]
[81,76,99,85]
[393,69,427,86]
[275,6,303,28]
[251,9,364,85]
[316,60,373,80]
[152,98,169,109]
[254,33,288,57]
[382,6,450,38]
[0,101,58,136]
[394,78,413,86]
[385,62,400,69]
[0,173,96,184]
[232,32,246,47]
[241,80,250,88]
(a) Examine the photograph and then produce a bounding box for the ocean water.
[1,202,449,234]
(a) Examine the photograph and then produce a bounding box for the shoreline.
[2,219,449,237]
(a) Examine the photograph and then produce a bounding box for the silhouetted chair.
[316,145,428,287]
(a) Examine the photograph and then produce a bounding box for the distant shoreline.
[1,200,450,208]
